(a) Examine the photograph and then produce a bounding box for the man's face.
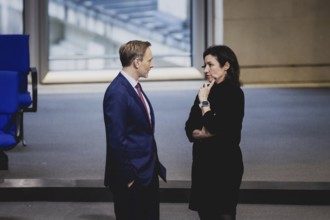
[137,47,153,78]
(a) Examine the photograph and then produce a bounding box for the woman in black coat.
[185,45,244,220]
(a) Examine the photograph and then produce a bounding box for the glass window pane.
[0,0,23,34]
[48,0,191,71]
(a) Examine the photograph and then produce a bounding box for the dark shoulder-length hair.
[203,45,241,86]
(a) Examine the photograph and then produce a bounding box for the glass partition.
[48,0,191,71]
[0,0,23,34]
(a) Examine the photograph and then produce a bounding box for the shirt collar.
[120,70,139,88]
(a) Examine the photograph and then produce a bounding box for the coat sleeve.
[185,95,203,142]
[104,88,137,184]
[202,87,244,139]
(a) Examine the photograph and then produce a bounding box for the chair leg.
[17,111,27,146]
[21,113,27,146]
[0,151,8,170]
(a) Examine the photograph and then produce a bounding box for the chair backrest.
[0,34,30,74]
[0,34,30,93]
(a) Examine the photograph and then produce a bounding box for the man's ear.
[133,58,140,69]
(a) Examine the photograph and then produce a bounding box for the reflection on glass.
[49,0,191,70]
[0,0,23,34]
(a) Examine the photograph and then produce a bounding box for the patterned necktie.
[135,83,152,126]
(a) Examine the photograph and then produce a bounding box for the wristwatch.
[199,100,210,108]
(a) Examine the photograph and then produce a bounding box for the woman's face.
[203,54,229,84]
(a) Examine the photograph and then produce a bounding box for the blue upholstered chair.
[0,71,20,170]
[0,34,38,146]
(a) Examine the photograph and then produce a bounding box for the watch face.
[202,101,209,106]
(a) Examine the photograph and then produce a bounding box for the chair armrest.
[24,67,38,112]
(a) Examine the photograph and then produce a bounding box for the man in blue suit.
[103,40,166,220]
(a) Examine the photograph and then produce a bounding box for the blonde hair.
[119,40,151,67]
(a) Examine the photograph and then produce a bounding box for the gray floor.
[1,81,330,219]
[0,202,330,220]
[2,81,330,182]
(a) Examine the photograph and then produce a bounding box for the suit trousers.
[112,171,160,220]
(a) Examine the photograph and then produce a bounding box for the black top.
[185,79,245,213]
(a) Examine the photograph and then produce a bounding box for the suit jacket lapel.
[118,73,153,128]
[140,86,154,129]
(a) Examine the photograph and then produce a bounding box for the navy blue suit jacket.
[103,73,166,189]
